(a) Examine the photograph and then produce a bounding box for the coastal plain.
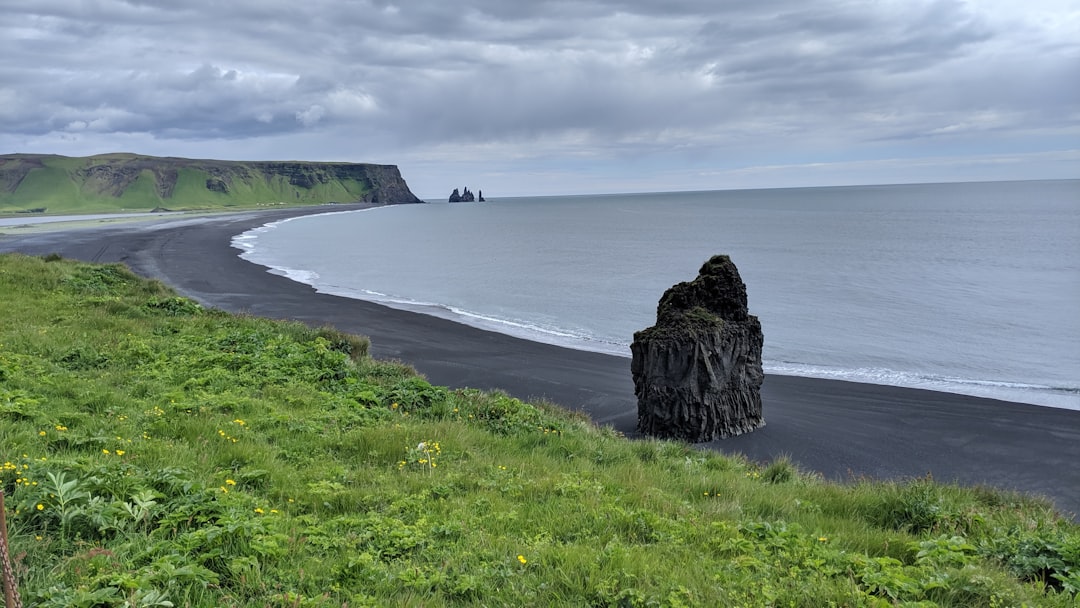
[1,204,1078,518]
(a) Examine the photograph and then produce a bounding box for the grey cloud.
[0,0,1075,184]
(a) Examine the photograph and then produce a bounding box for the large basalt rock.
[631,255,765,441]
[449,186,476,202]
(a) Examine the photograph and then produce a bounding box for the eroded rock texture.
[631,255,764,441]
[449,187,476,202]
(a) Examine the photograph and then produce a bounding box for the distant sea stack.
[631,255,765,442]
[0,153,422,213]
[449,187,484,202]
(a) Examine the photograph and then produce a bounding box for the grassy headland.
[1,252,1078,607]
[0,153,421,215]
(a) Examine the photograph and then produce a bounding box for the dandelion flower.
[115,450,125,456]
[818,536,828,543]
[102,449,110,455]
[36,504,44,511]
[254,507,265,514]
[517,555,527,565]
[38,431,46,436]
[225,479,236,486]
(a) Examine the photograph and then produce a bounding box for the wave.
[313,283,632,356]
[764,361,1079,411]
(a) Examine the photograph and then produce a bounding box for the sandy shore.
[2,204,1078,518]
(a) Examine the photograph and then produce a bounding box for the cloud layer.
[2,0,1077,195]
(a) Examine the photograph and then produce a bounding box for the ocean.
[232,180,1080,410]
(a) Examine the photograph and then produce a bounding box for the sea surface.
[233,180,1080,410]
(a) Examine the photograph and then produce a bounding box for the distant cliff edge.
[0,153,422,214]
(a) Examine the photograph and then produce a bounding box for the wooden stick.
[0,489,19,608]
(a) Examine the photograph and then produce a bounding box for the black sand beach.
[3,204,1078,518]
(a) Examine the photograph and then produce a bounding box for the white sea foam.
[763,362,1080,410]
[300,281,631,356]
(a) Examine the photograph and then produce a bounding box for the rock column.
[630,255,765,441]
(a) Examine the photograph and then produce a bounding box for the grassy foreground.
[1,253,1078,607]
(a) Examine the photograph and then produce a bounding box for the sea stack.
[630,255,765,441]
[449,187,476,202]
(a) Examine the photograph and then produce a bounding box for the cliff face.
[631,255,765,442]
[0,153,422,213]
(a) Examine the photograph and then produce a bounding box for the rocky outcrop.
[630,255,764,442]
[449,187,476,203]
[245,162,422,204]
[205,177,229,193]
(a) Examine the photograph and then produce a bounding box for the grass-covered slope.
[1,253,1078,607]
[0,153,422,214]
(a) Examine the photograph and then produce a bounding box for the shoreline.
[2,203,1078,518]
[233,207,1078,411]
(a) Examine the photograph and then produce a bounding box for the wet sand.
[3,204,1077,518]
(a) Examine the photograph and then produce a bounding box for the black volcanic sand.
[3,204,1078,518]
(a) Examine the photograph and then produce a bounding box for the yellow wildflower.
[115,450,125,456]
[254,507,265,514]
[225,479,236,486]
[36,504,44,511]
[517,555,527,565]
[38,431,46,436]
[102,449,110,455]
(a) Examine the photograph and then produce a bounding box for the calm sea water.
[233,180,1080,410]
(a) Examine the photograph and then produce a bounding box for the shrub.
[314,325,370,362]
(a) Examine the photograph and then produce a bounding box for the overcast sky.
[2,0,1077,198]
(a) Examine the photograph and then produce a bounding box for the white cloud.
[295,105,326,127]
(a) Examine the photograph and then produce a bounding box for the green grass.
[0,155,377,214]
[1,252,1078,607]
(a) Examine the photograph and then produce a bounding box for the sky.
[1,0,1077,198]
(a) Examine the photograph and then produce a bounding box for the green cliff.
[0,153,422,214]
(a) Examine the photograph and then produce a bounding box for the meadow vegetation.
[1,252,1078,607]
[0,154,377,215]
